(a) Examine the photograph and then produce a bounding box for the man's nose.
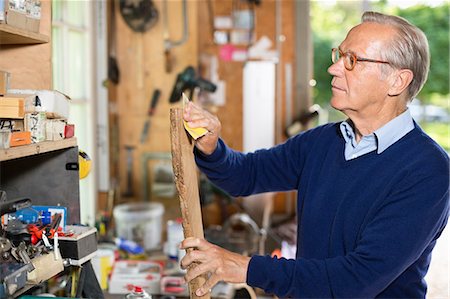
[328,60,344,77]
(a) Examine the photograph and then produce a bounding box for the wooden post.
[170,108,210,299]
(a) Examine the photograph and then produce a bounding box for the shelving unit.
[0,3,87,298]
[0,139,81,225]
[0,138,77,161]
[0,24,49,44]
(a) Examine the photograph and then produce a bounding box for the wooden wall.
[0,1,52,89]
[196,0,297,214]
[111,0,198,208]
[111,0,297,217]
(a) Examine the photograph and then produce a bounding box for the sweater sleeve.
[247,165,449,298]
[194,135,309,196]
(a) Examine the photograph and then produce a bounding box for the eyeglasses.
[331,48,391,71]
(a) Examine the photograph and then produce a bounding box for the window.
[52,0,96,225]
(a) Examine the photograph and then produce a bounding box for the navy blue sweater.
[194,122,449,298]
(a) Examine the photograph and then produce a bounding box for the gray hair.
[362,11,430,101]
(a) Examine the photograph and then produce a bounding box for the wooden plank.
[170,108,210,299]
[0,24,50,44]
[0,138,77,161]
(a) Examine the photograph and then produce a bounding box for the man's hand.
[180,237,251,297]
[183,102,221,155]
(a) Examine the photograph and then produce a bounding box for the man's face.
[327,22,395,118]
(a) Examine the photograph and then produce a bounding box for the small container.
[113,202,164,250]
[166,219,184,259]
[125,286,152,299]
[0,129,11,149]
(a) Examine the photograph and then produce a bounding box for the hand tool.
[0,195,31,218]
[140,89,161,144]
[122,146,136,197]
[163,0,188,72]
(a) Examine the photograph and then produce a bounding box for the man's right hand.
[183,101,221,155]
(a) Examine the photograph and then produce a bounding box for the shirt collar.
[339,109,414,154]
[374,109,414,154]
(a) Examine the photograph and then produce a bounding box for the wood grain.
[0,0,52,90]
[170,108,210,299]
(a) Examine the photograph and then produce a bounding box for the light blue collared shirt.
[340,109,415,161]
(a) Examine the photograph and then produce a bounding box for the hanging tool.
[163,0,188,73]
[119,0,158,33]
[140,89,161,144]
[122,146,136,197]
[169,66,217,103]
[107,0,120,85]
[285,104,321,137]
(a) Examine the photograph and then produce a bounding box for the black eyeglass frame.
[331,47,391,71]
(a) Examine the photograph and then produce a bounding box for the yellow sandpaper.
[182,93,209,140]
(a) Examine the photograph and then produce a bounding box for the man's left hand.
[180,237,251,297]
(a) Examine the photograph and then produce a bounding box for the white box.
[25,111,46,143]
[46,118,66,141]
[108,260,162,295]
[9,89,71,119]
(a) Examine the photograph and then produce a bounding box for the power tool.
[169,66,217,103]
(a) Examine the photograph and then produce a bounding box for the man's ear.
[388,69,413,97]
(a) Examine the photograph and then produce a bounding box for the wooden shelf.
[0,23,49,44]
[0,138,77,161]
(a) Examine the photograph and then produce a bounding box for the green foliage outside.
[421,122,450,151]
[311,1,449,152]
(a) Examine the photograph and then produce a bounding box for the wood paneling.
[113,0,297,215]
[0,1,52,90]
[197,0,297,214]
[113,0,198,202]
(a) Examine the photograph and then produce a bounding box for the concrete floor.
[426,222,450,298]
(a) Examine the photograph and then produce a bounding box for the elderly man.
[180,11,449,298]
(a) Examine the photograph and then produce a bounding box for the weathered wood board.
[170,108,210,299]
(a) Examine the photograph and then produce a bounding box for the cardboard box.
[0,97,24,118]
[24,111,46,143]
[0,119,24,131]
[0,94,36,118]
[0,70,10,95]
[25,0,40,32]
[46,118,66,141]
[0,0,5,22]
[10,131,31,146]
[27,252,64,284]
[108,260,162,294]
[9,89,71,119]
[4,0,27,30]
[0,129,11,149]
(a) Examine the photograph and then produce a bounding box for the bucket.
[113,202,164,250]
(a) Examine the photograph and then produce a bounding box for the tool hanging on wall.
[122,146,136,198]
[78,150,92,180]
[285,104,321,137]
[163,0,188,73]
[107,0,120,85]
[140,89,161,144]
[169,66,217,103]
[119,0,158,33]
